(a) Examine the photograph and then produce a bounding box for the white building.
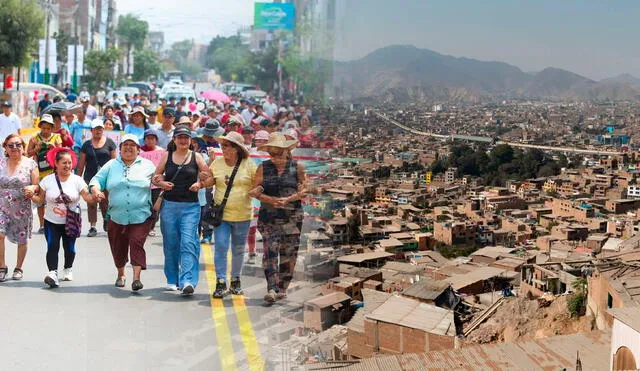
[609,307,640,370]
[628,185,640,198]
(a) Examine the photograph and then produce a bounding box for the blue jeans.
[160,200,201,288]
[214,220,250,281]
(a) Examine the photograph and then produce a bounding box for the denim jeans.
[214,220,251,281]
[160,200,201,288]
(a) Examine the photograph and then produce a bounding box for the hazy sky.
[116,0,640,80]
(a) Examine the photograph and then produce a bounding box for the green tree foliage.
[53,30,72,65]
[0,0,44,68]
[567,276,588,317]
[85,48,121,90]
[205,35,249,81]
[169,39,204,77]
[133,48,161,81]
[436,143,560,186]
[116,14,148,51]
[116,14,148,75]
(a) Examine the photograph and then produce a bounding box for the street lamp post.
[43,0,51,84]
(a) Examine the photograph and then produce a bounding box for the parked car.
[158,85,195,100]
[127,82,154,94]
[0,82,65,127]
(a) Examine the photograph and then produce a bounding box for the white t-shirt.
[0,113,21,141]
[39,173,87,224]
[263,102,278,118]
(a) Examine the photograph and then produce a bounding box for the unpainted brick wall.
[402,327,427,353]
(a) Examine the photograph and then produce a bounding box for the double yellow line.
[202,246,265,371]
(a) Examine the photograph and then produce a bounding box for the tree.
[0,0,44,68]
[85,48,121,90]
[169,39,204,78]
[133,48,161,81]
[53,29,72,67]
[210,42,250,81]
[116,14,148,76]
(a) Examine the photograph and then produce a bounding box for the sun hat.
[121,134,140,146]
[91,118,104,129]
[128,106,149,118]
[216,132,249,156]
[257,132,298,151]
[173,125,192,138]
[46,147,78,169]
[254,130,270,141]
[199,119,225,137]
[177,116,192,125]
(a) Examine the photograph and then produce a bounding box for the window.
[608,293,613,308]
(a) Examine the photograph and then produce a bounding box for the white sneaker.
[165,284,178,291]
[44,270,59,287]
[61,268,73,281]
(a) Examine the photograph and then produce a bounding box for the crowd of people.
[0,89,315,304]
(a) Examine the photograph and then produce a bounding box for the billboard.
[254,2,295,30]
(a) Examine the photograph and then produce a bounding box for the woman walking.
[200,131,257,298]
[139,129,165,236]
[250,133,307,304]
[26,114,62,234]
[31,147,94,288]
[0,134,40,281]
[153,126,211,295]
[124,106,149,144]
[89,134,156,291]
[76,118,117,236]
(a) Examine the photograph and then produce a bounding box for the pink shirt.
[140,148,165,189]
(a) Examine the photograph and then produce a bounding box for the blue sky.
[116,0,640,80]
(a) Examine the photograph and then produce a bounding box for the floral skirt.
[0,203,33,244]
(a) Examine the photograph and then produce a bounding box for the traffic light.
[4,75,13,89]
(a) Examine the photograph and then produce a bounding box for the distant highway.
[372,111,622,156]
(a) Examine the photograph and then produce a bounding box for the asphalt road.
[0,207,287,371]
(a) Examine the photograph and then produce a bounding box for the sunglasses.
[6,143,23,149]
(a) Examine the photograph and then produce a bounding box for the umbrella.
[41,101,83,116]
[200,90,230,103]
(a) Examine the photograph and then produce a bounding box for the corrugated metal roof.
[306,292,351,308]
[445,266,512,290]
[609,307,640,332]
[401,279,450,300]
[338,251,394,263]
[305,330,611,370]
[365,295,455,336]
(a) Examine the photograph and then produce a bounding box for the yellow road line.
[202,245,238,371]
[231,293,265,371]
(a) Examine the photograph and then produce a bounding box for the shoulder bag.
[153,151,191,212]
[202,157,241,227]
[54,174,82,238]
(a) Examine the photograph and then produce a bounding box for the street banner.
[254,2,295,30]
[38,39,57,74]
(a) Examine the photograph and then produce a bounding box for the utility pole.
[73,0,80,93]
[44,0,51,84]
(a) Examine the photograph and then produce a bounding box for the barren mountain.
[332,45,640,102]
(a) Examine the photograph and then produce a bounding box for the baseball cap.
[144,129,158,139]
[255,130,269,141]
[242,125,254,133]
[91,118,104,129]
[121,134,140,146]
[163,108,175,117]
[1,101,12,107]
[173,125,192,137]
[40,114,54,125]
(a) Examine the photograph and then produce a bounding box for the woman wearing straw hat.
[249,132,307,304]
[124,106,150,144]
[30,147,94,288]
[199,131,257,298]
